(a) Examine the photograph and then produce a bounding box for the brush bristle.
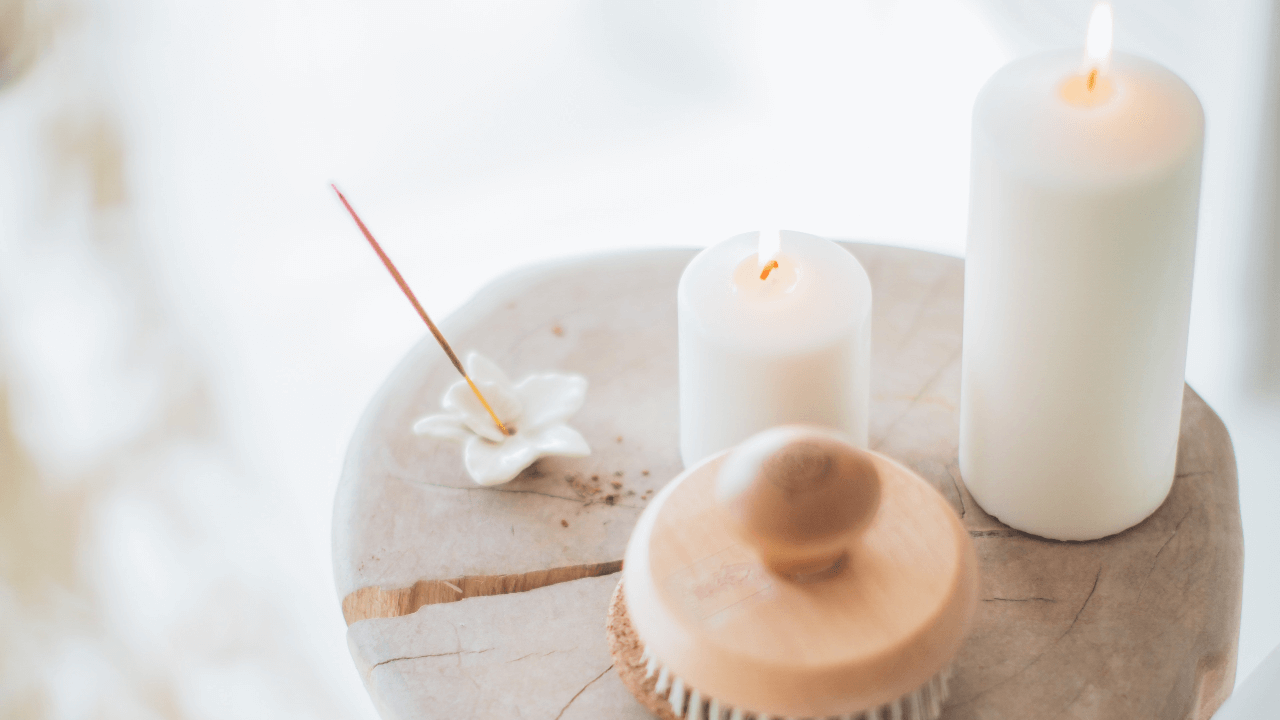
[637,647,952,720]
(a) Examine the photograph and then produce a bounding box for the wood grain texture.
[333,244,1243,720]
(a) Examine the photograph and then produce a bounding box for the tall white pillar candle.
[678,230,871,468]
[960,11,1204,540]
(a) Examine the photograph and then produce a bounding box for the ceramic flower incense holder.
[413,353,590,485]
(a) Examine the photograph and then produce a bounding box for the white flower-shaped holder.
[412,353,591,486]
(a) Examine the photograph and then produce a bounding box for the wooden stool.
[332,244,1242,720]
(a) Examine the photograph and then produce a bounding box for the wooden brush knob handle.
[716,426,882,580]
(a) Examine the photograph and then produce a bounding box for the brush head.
[607,579,954,720]
[616,426,978,718]
[607,581,684,720]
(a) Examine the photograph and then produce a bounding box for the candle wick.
[759,260,779,280]
[1087,67,1099,92]
[332,184,513,437]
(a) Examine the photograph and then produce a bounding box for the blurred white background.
[0,1,1276,717]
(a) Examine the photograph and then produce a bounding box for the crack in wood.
[1138,508,1193,599]
[895,270,954,353]
[956,566,1102,707]
[1063,568,1102,635]
[554,665,613,720]
[969,529,1020,538]
[946,463,966,519]
[368,648,493,676]
[509,649,571,663]
[870,346,961,451]
[342,560,624,625]
[1053,681,1091,719]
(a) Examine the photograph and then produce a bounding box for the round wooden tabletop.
[332,244,1242,720]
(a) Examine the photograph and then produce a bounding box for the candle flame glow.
[758,229,781,267]
[1085,2,1113,73]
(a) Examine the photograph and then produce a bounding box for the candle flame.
[1085,2,1113,77]
[758,228,781,267]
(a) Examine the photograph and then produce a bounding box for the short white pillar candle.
[960,6,1205,540]
[678,230,872,468]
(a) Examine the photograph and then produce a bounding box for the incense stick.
[332,184,512,436]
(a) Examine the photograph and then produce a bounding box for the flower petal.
[465,352,512,386]
[526,423,592,458]
[442,378,522,442]
[411,414,472,442]
[515,373,587,432]
[464,435,540,486]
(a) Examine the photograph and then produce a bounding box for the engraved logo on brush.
[665,545,772,622]
[690,562,765,601]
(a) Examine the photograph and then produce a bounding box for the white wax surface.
[961,51,1205,540]
[678,231,871,467]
